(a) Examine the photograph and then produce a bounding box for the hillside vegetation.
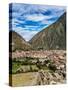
[9,31,32,51]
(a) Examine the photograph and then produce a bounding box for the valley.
[10,50,66,86]
[9,12,66,86]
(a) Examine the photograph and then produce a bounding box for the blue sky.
[9,3,66,41]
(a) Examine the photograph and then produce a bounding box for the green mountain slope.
[9,31,32,51]
[29,12,66,50]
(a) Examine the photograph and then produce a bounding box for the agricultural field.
[12,72,37,86]
[9,50,66,86]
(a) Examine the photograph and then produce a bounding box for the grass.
[12,62,39,74]
[41,66,49,70]
[12,62,21,74]
[11,57,54,74]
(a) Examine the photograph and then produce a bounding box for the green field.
[11,57,53,74]
[9,57,58,86]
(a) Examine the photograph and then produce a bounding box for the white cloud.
[11,3,66,23]
[13,27,38,41]
[25,15,45,21]
[12,3,66,20]
[20,30,38,41]
[12,18,25,25]
[25,14,53,21]
[12,3,66,15]
[10,3,66,41]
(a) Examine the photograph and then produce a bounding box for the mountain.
[29,12,66,50]
[9,31,32,51]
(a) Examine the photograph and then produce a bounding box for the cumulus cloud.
[9,3,66,41]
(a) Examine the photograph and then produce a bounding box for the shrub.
[48,64,57,72]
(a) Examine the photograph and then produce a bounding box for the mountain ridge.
[9,12,66,51]
[9,31,32,51]
[29,12,66,50]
